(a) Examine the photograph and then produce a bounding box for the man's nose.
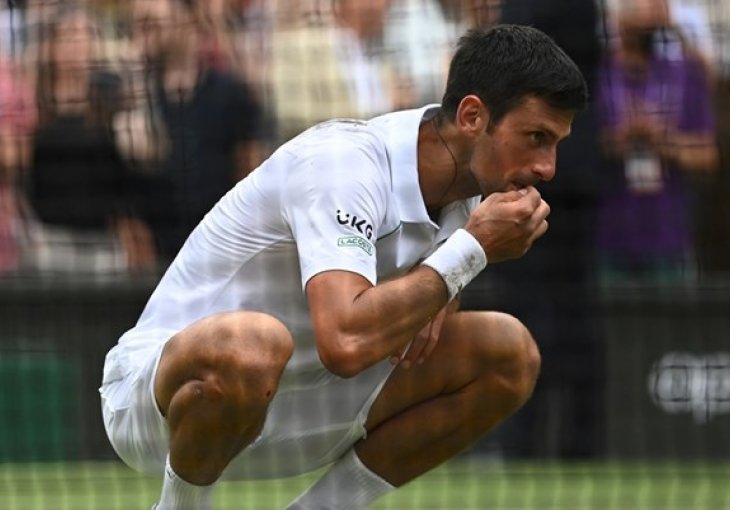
[532,154,556,182]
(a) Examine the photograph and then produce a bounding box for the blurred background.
[1,0,729,508]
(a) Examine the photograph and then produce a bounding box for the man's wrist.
[421,229,487,301]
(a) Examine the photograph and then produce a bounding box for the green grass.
[1,458,729,509]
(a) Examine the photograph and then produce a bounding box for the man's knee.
[474,312,541,410]
[211,311,294,369]
[157,311,294,416]
[195,312,294,402]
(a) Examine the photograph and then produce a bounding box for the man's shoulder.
[284,118,387,159]
[276,106,436,180]
[297,107,432,151]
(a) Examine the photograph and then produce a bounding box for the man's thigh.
[101,340,169,474]
[154,311,293,421]
[364,310,531,432]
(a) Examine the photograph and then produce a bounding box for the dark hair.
[35,5,102,126]
[441,25,588,129]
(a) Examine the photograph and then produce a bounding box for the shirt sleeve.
[282,142,387,289]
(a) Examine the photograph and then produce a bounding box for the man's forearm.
[318,266,450,377]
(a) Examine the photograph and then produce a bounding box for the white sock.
[286,449,395,510]
[155,454,216,510]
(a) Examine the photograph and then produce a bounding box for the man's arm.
[307,266,449,378]
[307,187,548,378]
[390,291,461,368]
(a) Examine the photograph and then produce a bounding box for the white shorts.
[100,335,394,480]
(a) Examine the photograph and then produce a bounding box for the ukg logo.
[648,352,730,424]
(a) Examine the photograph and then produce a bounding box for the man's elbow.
[318,338,370,379]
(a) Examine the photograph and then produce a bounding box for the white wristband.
[422,229,487,301]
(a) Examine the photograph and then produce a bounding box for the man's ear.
[455,95,489,138]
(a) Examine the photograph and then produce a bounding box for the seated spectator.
[269,0,397,141]
[24,5,156,274]
[383,0,453,106]
[446,0,501,31]
[116,0,272,262]
[596,0,719,285]
[226,0,277,101]
[0,56,36,273]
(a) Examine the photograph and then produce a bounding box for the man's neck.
[164,28,201,80]
[162,34,202,99]
[417,115,479,210]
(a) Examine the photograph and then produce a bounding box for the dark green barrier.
[1,275,729,462]
[601,282,730,459]
[0,274,155,462]
[0,354,79,461]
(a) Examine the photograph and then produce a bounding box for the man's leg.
[360,310,540,483]
[153,311,294,508]
[289,311,540,509]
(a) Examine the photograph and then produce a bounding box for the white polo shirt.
[103,105,480,390]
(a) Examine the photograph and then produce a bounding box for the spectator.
[0,0,26,61]
[383,0,453,106]
[0,55,35,273]
[226,0,276,102]
[595,0,719,285]
[122,0,271,262]
[460,0,604,459]
[269,0,397,141]
[679,0,730,275]
[0,54,35,191]
[666,0,718,83]
[189,0,276,113]
[456,0,502,30]
[24,4,156,273]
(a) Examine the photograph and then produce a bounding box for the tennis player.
[100,25,587,510]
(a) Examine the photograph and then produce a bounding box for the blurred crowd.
[0,0,728,282]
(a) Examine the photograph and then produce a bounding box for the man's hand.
[389,298,458,368]
[464,186,550,263]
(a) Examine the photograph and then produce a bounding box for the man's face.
[468,96,574,196]
[461,0,501,28]
[132,0,176,60]
[337,0,391,38]
[617,0,670,33]
[52,12,94,71]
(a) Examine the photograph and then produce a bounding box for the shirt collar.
[369,104,441,225]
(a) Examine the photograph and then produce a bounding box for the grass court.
[2,458,729,509]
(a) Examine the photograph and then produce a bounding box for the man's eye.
[529,132,546,144]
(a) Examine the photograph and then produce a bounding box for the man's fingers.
[493,185,540,205]
[401,325,430,367]
[391,326,428,368]
[395,306,450,368]
[389,343,408,366]
[523,199,550,243]
[500,187,543,223]
[419,312,445,362]
[411,307,449,365]
[531,199,551,226]
[515,186,542,208]
[528,219,549,245]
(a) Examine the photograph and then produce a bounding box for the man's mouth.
[507,182,529,192]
